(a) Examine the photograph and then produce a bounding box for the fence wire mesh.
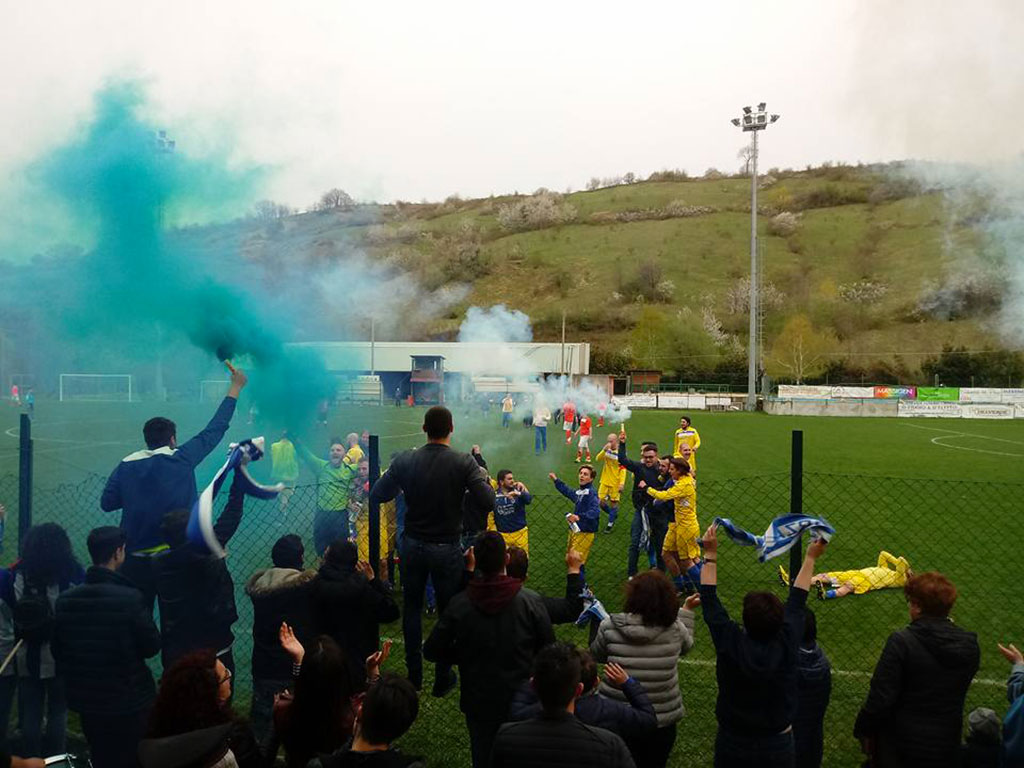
[1,467,1021,767]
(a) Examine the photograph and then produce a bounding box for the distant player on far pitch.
[574,413,593,463]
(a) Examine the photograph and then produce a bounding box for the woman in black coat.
[854,571,980,768]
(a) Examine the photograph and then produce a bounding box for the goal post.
[199,379,231,403]
[59,374,134,402]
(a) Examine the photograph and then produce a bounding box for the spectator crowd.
[0,372,1019,768]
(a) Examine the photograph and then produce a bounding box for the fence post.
[788,429,803,584]
[17,413,32,554]
[368,434,381,576]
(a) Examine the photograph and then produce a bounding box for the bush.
[497,192,578,232]
[703,168,725,180]
[794,184,869,210]
[839,280,889,304]
[725,277,786,315]
[646,169,689,182]
[767,212,800,237]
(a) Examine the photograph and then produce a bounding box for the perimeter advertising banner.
[961,404,1015,420]
[897,401,963,418]
[874,386,917,399]
[915,387,960,402]
[830,386,876,399]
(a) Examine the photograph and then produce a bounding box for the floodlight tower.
[731,103,779,411]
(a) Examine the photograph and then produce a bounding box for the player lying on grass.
[549,465,601,585]
[779,551,912,600]
[639,457,699,592]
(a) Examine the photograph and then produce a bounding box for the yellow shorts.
[662,520,700,560]
[499,527,529,555]
[598,483,621,503]
[356,515,394,563]
[567,531,595,564]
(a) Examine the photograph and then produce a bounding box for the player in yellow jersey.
[780,551,912,600]
[343,432,365,466]
[672,416,701,474]
[640,457,701,591]
[595,431,626,533]
[270,430,299,512]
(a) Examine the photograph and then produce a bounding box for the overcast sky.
[2,0,1022,208]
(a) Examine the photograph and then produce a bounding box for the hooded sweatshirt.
[423,574,554,718]
[245,567,317,681]
[854,616,980,768]
[590,607,696,727]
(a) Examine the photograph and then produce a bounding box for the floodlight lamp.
[743,106,752,115]
[758,102,766,112]
[756,113,767,125]
[731,118,741,127]
[771,114,780,123]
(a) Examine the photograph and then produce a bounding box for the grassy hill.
[197,163,1010,384]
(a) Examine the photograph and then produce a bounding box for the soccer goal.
[199,379,231,403]
[59,374,133,402]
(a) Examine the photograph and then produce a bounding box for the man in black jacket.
[461,445,489,551]
[423,532,554,768]
[244,534,317,754]
[313,539,401,686]
[370,406,495,695]
[153,471,247,676]
[491,642,635,768]
[506,546,584,624]
[508,647,657,745]
[52,527,161,768]
[854,571,980,767]
[617,439,668,576]
[699,523,827,768]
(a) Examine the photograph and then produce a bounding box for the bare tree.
[317,188,355,211]
[253,200,294,222]
[737,144,755,175]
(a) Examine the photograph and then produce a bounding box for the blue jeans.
[18,676,67,757]
[313,508,349,556]
[502,413,511,428]
[534,426,547,454]
[250,677,291,757]
[715,728,795,768]
[401,535,464,686]
[628,506,656,576]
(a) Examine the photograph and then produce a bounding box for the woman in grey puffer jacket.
[591,570,697,768]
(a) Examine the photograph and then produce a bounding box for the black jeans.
[465,715,504,768]
[401,535,464,686]
[81,709,148,768]
[627,722,677,768]
[121,555,158,614]
[250,677,291,757]
[715,728,795,768]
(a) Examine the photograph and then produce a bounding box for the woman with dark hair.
[273,623,388,768]
[140,650,261,768]
[591,570,698,768]
[10,523,84,757]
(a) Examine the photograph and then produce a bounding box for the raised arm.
[551,476,576,502]
[793,538,827,593]
[617,441,641,474]
[212,473,246,547]
[176,369,246,467]
[295,442,327,474]
[464,460,496,512]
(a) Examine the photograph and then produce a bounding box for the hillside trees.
[768,315,838,383]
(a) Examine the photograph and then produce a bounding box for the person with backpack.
[10,524,84,758]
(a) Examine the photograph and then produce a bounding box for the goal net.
[59,374,133,402]
[199,379,231,403]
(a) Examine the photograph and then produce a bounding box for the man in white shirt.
[532,403,552,455]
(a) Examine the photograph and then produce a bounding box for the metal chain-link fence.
[2,467,1021,767]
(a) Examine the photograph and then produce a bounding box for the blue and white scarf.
[187,437,284,558]
[712,514,835,563]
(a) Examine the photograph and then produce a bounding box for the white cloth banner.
[897,401,963,418]
[1015,404,1024,419]
[778,385,831,399]
[1001,389,1024,404]
[613,394,657,408]
[656,393,707,410]
[830,386,876,399]
[959,388,1005,403]
[961,404,1015,420]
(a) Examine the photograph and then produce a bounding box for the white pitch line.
[378,636,1007,688]
[901,423,1024,457]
